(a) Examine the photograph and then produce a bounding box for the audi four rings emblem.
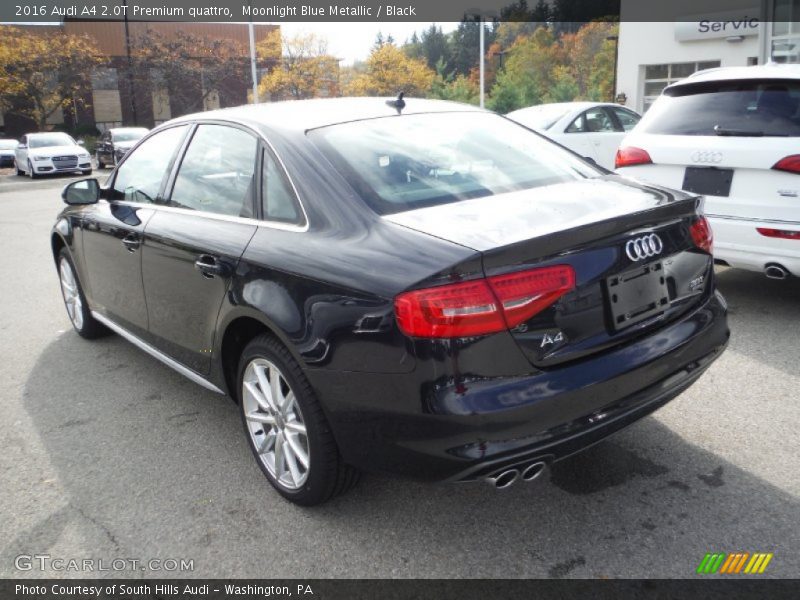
[625,234,664,262]
[691,150,723,164]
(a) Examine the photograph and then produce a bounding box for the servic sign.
[675,9,760,42]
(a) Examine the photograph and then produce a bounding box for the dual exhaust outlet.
[485,460,548,489]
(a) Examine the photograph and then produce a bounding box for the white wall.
[617,22,760,113]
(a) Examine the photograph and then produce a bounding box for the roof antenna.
[386,92,405,115]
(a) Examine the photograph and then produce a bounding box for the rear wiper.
[713,125,789,137]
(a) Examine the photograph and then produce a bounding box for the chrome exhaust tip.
[486,469,520,489]
[765,264,789,280]
[521,461,548,482]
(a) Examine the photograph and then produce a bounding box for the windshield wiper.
[713,125,788,137]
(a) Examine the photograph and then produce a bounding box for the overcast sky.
[278,22,459,65]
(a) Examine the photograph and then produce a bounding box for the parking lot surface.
[1,174,798,578]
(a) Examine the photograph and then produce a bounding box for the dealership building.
[617,0,800,113]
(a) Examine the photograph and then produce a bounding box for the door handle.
[194,254,228,278]
[122,233,140,252]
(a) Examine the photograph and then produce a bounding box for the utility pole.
[479,16,485,108]
[248,3,259,104]
[123,0,138,124]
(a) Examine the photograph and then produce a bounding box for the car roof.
[169,97,485,132]
[674,63,800,87]
[109,127,148,132]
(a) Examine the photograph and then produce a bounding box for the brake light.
[615,147,652,168]
[757,227,800,240]
[772,155,800,174]
[690,216,714,254]
[394,265,576,338]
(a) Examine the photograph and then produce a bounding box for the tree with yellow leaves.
[258,30,341,101]
[345,43,435,97]
[0,26,102,130]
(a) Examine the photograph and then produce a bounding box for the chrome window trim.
[91,311,226,395]
[104,199,308,233]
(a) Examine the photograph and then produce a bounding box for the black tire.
[96,154,105,169]
[237,334,359,506]
[27,160,37,179]
[14,161,24,176]
[57,248,109,339]
[81,169,92,176]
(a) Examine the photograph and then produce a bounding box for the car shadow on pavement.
[8,319,800,579]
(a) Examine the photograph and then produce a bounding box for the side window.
[611,107,640,132]
[262,151,301,224]
[565,115,584,133]
[583,108,616,132]
[111,125,188,204]
[169,125,257,218]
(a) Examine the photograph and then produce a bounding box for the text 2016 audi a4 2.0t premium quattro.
[52,98,729,505]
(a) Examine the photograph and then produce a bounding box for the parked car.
[15,132,92,178]
[616,64,800,279]
[52,98,728,505]
[95,127,149,168]
[506,102,641,169]
[0,139,18,167]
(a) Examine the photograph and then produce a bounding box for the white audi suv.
[616,64,800,279]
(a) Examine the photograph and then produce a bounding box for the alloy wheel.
[59,258,84,330]
[242,358,310,490]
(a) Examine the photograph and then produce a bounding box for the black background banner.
[0,0,769,23]
[2,579,800,600]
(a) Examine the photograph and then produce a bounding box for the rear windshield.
[113,129,147,142]
[507,105,570,130]
[0,140,17,149]
[641,79,800,137]
[309,112,599,215]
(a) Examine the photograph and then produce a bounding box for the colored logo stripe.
[697,552,773,574]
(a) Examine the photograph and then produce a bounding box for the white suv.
[616,64,800,280]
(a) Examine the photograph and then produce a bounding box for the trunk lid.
[386,176,713,366]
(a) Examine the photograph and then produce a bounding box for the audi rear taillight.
[394,266,576,338]
[615,147,652,169]
[772,155,800,174]
[757,227,800,240]
[690,216,714,254]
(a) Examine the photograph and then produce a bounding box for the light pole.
[606,34,619,103]
[479,17,485,108]
[248,2,259,104]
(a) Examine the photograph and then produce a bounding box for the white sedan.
[615,64,800,280]
[506,102,641,170]
[14,132,92,178]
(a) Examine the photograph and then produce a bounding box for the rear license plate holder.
[606,262,670,331]
[682,166,733,197]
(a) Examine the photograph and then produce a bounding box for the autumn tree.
[488,26,564,112]
[129,29,250,117]
[258,30,340,100]
[0,26,103,129]
[345,43,435,97]
[560,22,618,101]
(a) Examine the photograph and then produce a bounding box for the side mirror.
[77,140,85,146]
[62,178,100,205]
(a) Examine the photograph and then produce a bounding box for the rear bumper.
[309,290,729,482]
[707,215,800,275]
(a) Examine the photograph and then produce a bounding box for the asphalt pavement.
[0,173,798,579]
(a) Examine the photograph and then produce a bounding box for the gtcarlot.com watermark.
[15,554,194,573]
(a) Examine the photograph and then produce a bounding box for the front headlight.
[32,155,49,161]
[78,152,90,159]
